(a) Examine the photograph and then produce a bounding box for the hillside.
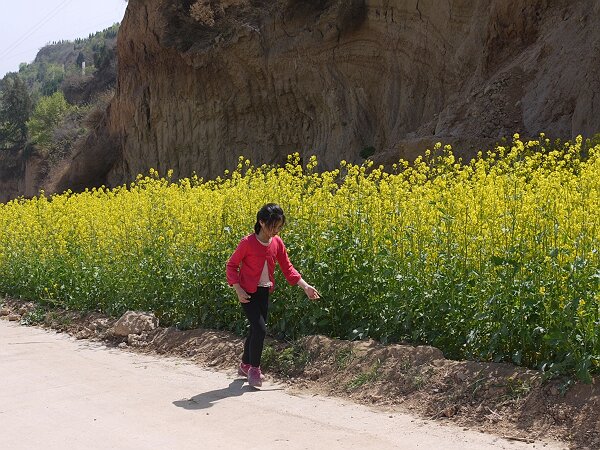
[17,24,119,105]
[52,0,600,192]
[0,25,119,201]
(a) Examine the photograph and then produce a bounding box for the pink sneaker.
[238,362,251,377]
[238,362,265,380]
[248,366,263,388]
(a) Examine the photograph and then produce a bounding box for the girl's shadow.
[173,378,271,410]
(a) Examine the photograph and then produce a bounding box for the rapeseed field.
[0,135,598,380]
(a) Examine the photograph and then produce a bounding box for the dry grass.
[190,1,216,26]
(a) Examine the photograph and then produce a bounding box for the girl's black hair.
[254,203,286,234]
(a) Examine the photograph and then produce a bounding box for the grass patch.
[261,341,310,376]
[334,347,354,369]
[505,377,534,400]
[45,311,73,327]
[345,360,381,391]
[20,306,46,326]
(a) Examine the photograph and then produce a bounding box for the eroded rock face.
[91,0,600,184]
[0,147,47,202]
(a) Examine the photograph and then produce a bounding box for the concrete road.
[0,321,565,450]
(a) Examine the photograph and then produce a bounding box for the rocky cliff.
[0,147,46,202]
[57,0,600,189]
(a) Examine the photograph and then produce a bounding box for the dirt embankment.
[2,298,598,449]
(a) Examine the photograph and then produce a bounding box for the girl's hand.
[298,279,320,300]
[234,285,250,303]
[303,284,320,301]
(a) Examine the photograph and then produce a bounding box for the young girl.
[226,203,320,388]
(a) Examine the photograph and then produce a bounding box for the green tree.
[40,63,65,96]
[0,73,33,147]
[27,92,71,148]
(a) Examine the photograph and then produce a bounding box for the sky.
[0,0,128,78]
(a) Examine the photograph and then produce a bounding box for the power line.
[2,46,45,62]
[2,16,121,62]
[0,0,75,60]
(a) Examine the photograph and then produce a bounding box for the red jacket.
[226,234,302,293]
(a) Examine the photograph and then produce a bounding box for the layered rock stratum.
[40,0,600,191]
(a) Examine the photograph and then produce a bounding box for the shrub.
[190,1,216,26]
[27,92,72,149]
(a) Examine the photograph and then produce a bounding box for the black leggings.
[241,287,270,367]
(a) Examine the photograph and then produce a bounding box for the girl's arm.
[226,239,251,303]
[226,238,248,286]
